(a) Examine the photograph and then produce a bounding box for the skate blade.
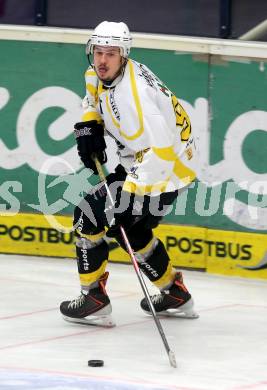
[158,309,199,319]
[62,314,116,328]
[143,298,199,319]
[168,350,177,368]
[142,308,199,319]
[161,298,199,319]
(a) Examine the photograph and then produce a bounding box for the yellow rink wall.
[0,213,266,280]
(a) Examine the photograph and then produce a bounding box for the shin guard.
[76,237,109,290]
[136,239,175,289]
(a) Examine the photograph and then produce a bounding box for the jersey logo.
[185,147,193,160]
[138,64,157,89]
[157,83,170,97]
[135,148,150,163]
[128,166,139,179]
[171,94,191,142]
[109,88,120,121]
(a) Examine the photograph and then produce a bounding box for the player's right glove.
[74,120,107,174]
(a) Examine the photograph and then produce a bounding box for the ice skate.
[60,272,115,327]
[140,272,199,319]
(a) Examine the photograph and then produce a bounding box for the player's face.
[93,46,124,82]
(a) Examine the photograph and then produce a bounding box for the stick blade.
[168,350,177,368]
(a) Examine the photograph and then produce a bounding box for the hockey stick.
[92,154,177,368]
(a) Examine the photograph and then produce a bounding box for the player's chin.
[99,75,113,83]
[96,70,109,80]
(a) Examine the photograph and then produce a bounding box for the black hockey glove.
[74,120,107,174]
[105,191,147,239]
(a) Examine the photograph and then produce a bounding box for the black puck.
[88,359,104,367]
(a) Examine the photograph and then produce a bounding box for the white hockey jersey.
[82,59,196,196]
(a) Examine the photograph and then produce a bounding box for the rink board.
[0,212,266,280]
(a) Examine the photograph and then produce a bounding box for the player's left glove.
[74,120,107,174]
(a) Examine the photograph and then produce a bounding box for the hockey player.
[60,21,198,326]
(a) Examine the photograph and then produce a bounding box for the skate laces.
[151,293,165,304]
[68,293,85,309]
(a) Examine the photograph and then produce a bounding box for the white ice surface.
[0,254,267,390]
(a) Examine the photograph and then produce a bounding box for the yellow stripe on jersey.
[86,81,106,104]
[153,146,196,184]
[119,60,144,141]
[86,83,97,98]
[82,111,102,123]
[173,157,196,184]
[85,69,97,77]
[152,146,177,161]
[79,261,108,286]
[123,179,169,195]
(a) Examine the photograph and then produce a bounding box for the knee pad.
[73,207,103,236]
[116,221,153,252]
